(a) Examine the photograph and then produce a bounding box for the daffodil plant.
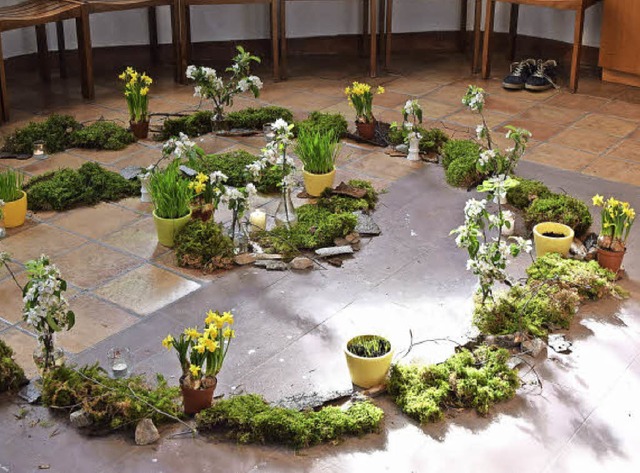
[345,82,385,123]
[592,195,635,252]
[119,67,152,124]
[451,177,532,303]
[162,310,236,390]
[464,85,531,177]
[186,46,262,123]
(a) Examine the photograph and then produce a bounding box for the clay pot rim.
[596,246,627,255]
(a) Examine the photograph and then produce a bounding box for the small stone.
[353,211,381,236]
[315,246,354,257]
[332,182,367,199]
[548,334,572,354]
[351,242,361,252]
[234,253,256,265]
[69,409,93,428]
[334,237,350,247]
[255,254,283,260]
[265,261,288,271]
[570,238,587,260]
[327,258,343,267]
[290,257,314,270]
[522,338,546,358]
[585,247,598,262]
[135,418,160,446]
[345,232,360,244]
[361,384,386,398]
[395,144,408,154]
[583,232,598,251]
[18,378,42,404]
[179,165,197,177]
[119,165,143,181]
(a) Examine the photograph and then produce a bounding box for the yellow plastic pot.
[3,191,27,228]
[533,222,574,257]
[153,209,192,248]
[302,167,336,197]
[344,335,394,389]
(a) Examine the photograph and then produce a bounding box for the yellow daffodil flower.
[196,172,209,183]
[161,334,174,350]
[184,327,200,341]
[118,72,126,80]
[205,310,218,325]
[592,194,604,206]
[221,311,234,325]
[194,343,206,354]
[189,364,201,377]
[376,86,385,94]
[194,182,206,194]
[223,328,235,339]
[140,87,149,96]
[204,325,218,339]
[204,338,219,352]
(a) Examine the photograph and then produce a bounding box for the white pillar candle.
[249,209,267,231]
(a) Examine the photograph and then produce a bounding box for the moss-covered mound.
[189,150,283,194]
[295,112,348,138]
[72,121,136,151]
[0,340,27,393]
[445,154,482,188]
[317,179,379,213]
[506,178,551,210]
[2,114,82,155]
[42,364,183,431]
[388,346,519,423]
[195,394,383,449]
[258,204,357,257]
[441,139,480,170]
[388,126,449,155]
[227,106,294,130]
[174,220,235,272]
[25,162,140,211]
[525,194,592,237]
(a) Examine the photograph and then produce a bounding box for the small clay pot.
[130,120,150,140]
[597,247,626,274]
[181,376,217,415]
[356,120,376,141]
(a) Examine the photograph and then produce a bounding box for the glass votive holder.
[107,346,132,379]
[263,124,275,143]
[32,141,48,160]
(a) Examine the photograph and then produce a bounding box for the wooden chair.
[382,0,484,72]
[0,0,94,122]
[481,0,601,93]
[178,0,279,83]
[279,0,379,79]
[81,0,181,82]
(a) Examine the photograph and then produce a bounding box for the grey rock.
[234,253,256,266]
[345,232,360,244]
[353,211,381,236]
[70,409,93,428]
[583,232,598,251]
[585,247,598,262]
[274,388,354,411]
[522,338,546,358]
[327,257,344,267]
[18,378,42,404]
[570,239,587,260]
[179,165,197,177]
[290,256,314,270]
[315,246,354,257]
[334,237,350,247]
[265,261,288,271]
[395,144,408,154]
[255,254,283,260]
[548,334,572,354]
[135,418,160,445]
[119,165,143,181]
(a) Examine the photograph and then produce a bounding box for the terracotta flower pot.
[597,247,626,274]
[181,377,217,415]
[130,120,149,140]
[3,190,27,228]
[302,167,336,197]
[344,335,394,389]
[356,120,376,141]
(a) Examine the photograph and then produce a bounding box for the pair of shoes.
[502,59,558,91]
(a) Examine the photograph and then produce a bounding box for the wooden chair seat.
[84,0,176,13]
[0,0,82,31]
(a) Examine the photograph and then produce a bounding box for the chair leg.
[458,0,468,53]
[0,33,9,122]
[178,2,190,83]
[369,0,377,78]
[360,0,368,57]
[569,7,585,93]
[148,7,160,64]
[56,21,67,79]
[171,2,180,82]
[508,4,519,61]
[481,0,495,79]
[472,0,482,73]
[36,25,51,83]
[76,8,95,100]
[270,0,279,81]
[279,0,287,80]
[186,5,192,64]
[384,0,392,70]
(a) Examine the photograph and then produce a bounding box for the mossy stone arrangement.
[388,126,449,155]
[441,139,480,170]
[318,179,379,213]
[388,346,519,423]
[525,194,592,237]
[71,121,136,151]
[174,220,235,272]
[25,162,140,211]
[0,339,27,393]
[226,106,294,130]
[195,394,383,449]
[445,154,483,188]
[506,178,552,210]
[42,364,183,431]
[295,112,348,138]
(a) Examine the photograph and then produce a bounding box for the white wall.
[0,0,603,59]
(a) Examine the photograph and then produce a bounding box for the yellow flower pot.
[302,167,336,197]
[533,222,574,258]
[3,191,27,228]
[153,209,192,248]
[344,335,394,389]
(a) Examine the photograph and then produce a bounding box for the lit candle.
[249,209,267,231]
[33,141,47,160]
[111,361,129,379]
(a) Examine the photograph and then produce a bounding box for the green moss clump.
[0,339,27,393]
[71,121,136,151]
[195,394,383,449]
[387,126,449,155]
[441,139,480,170]
[445,154,482,188]
[317,179,378,213]
[525,194,592,237]
[42,364,183,431]
[2,114,82,154]
[158,110,214,140]
[388,346,519,423]
[25,162,140,211]
[295,112,348,138]
[227,106,294,130]
[189,150,283,194]
[506,178,552,210]
[174,220,235,272]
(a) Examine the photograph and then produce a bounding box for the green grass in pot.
[347,335,391,358]
[148,159,192,219]
[0,169,24,202]
[295,129,341,175]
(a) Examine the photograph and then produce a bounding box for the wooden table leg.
[508,4,519,61]
[385,0,392,70]
[76,7,95,100]
[279,0,287,79]
[178,1,189,83]
[472,0,482,73]
[36,25,51,83]
[481,0,495,79]
[148,7,160,64]
[0,33,9,122]
[270,0,279,80]
[56,21,67,79]
[369,0,377,78]
[459,0,468,53]
[171,2,180,82]
[569,6,585,93]
[360,0,368,57]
